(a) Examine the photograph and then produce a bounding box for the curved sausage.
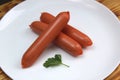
[30,21,83,56]
[40,12,93,47]
[22,12,70,68]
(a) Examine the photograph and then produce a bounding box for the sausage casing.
[22,12,69,68]
[40,12,93,47]
[30,21,83,57]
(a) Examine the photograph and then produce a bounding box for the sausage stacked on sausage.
[22,12,93,68]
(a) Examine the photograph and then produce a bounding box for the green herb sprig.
[43,54,69,68]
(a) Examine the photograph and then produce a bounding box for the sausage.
[22,12,70,68]
[40,12,93,47]
[30,21,83,57]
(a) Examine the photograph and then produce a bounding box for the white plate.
[0,0,120,80]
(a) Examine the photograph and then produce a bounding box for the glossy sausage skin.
[40,12,93,47]
[22,12,69,68]
[30,21,83,57]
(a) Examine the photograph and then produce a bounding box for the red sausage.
[22,12,69,68]
[30,21,83,57]
[40,12,93,47]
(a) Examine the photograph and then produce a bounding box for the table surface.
[0,0,120,80]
